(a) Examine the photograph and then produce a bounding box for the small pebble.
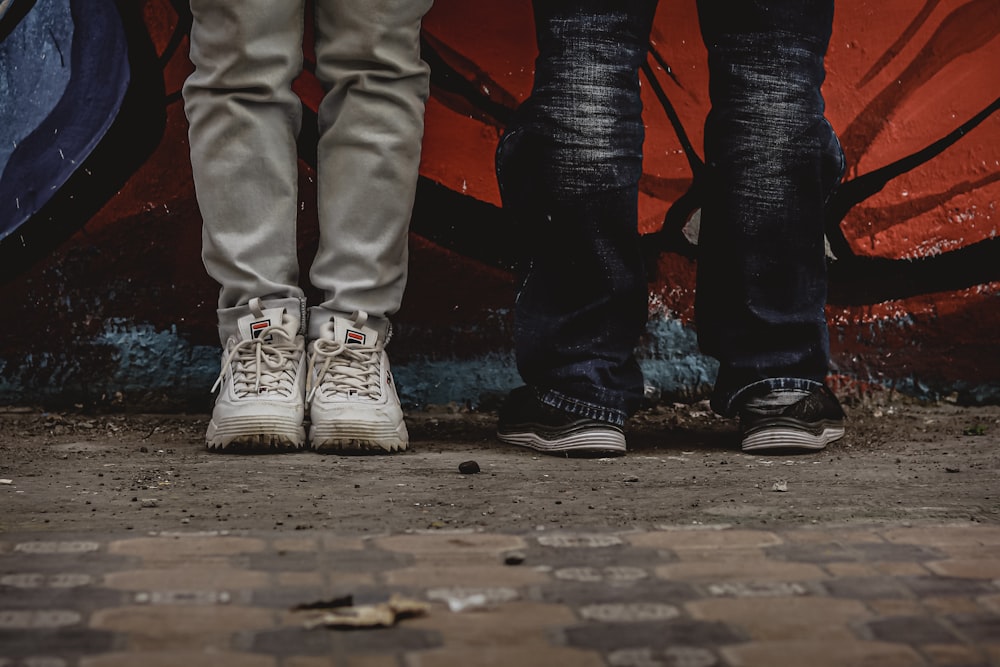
[458,460,480,474]
[504,552,526,566]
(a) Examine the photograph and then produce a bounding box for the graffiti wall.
[1,0,997,411]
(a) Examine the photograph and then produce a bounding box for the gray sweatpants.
[183,0,433,342]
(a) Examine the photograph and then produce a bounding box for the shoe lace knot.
[306,338,381,402]
[212,326,302,398]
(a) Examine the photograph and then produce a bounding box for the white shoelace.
[306,338,381,403]
[211,326,302,398]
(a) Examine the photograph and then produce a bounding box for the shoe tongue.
[332,316,379,347]
[237,307,289,342]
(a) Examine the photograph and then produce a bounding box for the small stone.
[458,460,480,474]
[504,552,526,566]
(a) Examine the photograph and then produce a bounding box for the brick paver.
[2,524,1000,666]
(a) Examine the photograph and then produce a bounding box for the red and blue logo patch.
[250,319,271,340]
[345,329,366,345]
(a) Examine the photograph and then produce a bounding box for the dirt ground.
[1,397,998,535]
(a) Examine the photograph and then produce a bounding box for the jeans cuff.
[539,389,628,427]
[714,377,826,418]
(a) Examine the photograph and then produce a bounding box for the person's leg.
[184,0,307,322]
[496,0,659,455]
[695,0,846,451]
[183,1,308,450]
[304,0,433,454]
[307,0,433,330]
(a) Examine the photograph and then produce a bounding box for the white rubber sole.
[498,428,627,456]
[741,425,845,452]
[206,415,306,451]
[310,420,409,454]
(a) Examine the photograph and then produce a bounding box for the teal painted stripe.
[1,316,998,409]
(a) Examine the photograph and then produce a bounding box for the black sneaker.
[497,386,627,456]
[738,384,846,453]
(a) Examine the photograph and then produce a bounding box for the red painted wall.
[1,0,997,408]
[418,0,1000,401]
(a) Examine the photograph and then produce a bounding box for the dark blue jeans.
[496,0,843,424]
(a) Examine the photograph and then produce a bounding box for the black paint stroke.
[857,0,939,88]
[0,0,37,42]
[638,53,1000,306]
[410,24,1000,307]
[823,95,1000,305]
[4,5,996,311]
[0,0,166,281]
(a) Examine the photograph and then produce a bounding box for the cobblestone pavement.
[2,522,1000,667]
[2,405,999,665]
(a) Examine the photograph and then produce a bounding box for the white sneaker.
[307,311,408,454]
[206,298,306,451]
